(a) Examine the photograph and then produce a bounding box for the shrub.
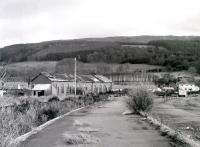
[98,94,109,101]
[83,93,94,105]
[126,88,153,114]
[13,100,30,114]
[48,96,60,102]
[34,105,59,126]
[92,93,109,102]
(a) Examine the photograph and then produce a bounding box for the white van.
[178,89,187,97]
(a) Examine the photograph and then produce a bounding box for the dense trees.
[1,39,200,74]
[148,40,200,73]
[0,41,119,63]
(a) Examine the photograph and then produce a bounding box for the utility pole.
[74,57,77,97]
[0,65,7,92]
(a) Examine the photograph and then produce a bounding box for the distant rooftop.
[37,72,112,83]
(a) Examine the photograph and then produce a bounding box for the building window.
[61,84,64,94]
[57,86,59,94]
[66,85,69,93]
[104,85,107,92]
[69,87,72,94]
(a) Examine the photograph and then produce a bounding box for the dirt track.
[22,97,176,147]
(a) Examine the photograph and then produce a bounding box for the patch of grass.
[126,88,154,114]
[63,133,99,145]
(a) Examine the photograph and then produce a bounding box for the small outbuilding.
[0,76,30,96]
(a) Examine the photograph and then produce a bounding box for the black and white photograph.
[1,0,200,146]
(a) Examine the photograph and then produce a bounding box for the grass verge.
[140,112,200,147]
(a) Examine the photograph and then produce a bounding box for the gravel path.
[22,97,174,147]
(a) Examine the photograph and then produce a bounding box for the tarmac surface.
[22,97,175,147]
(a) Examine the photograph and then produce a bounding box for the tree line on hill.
[148,40,200,73]
[1,39,200,74]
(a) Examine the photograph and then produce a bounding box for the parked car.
[154,86,176,97]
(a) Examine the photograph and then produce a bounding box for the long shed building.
[31,72,112,97]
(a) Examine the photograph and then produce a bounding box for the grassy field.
[1,61,163,77]
[6,61,57,69]
[151,96,200,144]
[0,61,58,77]
[56,59,164,74]
[153,71,195,78]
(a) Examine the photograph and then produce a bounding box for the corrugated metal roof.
[38,72,112,83]
[41,72,54,79]
[94,75,112,83]
[83,75,100,82]
[41,72,71,82]
[3,76,26,83]
[54,73,72,81]
[80,75,94,83]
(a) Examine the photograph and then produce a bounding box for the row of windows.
[54,84,111,95]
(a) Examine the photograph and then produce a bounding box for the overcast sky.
[0,0,200,47]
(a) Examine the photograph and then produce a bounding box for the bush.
[98,94,109,101]
[13,100,30,114]
[48,96,60,102]
[126,88,153,114]
[34,105,59,126]
[83,93,94,105]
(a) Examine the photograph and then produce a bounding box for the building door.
[38,91,45,97]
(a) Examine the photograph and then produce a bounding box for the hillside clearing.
[1,61,163,77]
[0,61,57,77]
[56,59,164,74]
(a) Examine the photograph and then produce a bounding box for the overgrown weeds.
[0,93,108,147]
[0,109,32,147]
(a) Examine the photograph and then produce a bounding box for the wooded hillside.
[1,36,200,73]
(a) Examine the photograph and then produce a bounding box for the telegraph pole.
[74,57,77,97]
